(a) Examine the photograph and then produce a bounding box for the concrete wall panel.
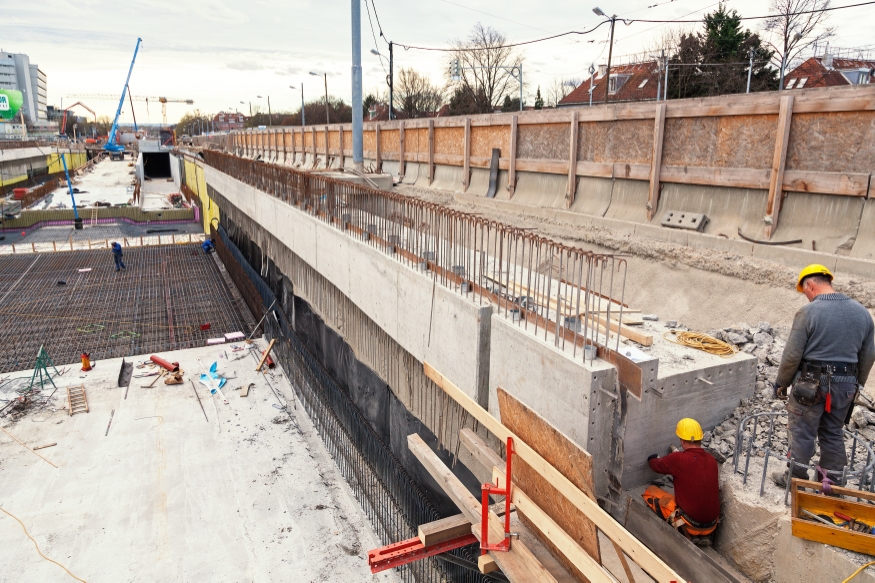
[850,199,875,260]
[602,179,649,223]
[510,171,565,208]
[570,176,614,217]
[431,164,462,193]
[653,183,768,238]
[771,192,864,254]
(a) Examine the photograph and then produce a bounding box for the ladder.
[90,206,98,227]
[67,384,89,416]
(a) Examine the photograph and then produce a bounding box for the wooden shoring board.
[424,362,684,583]
[407,433,556,582]
[497,390,600,578]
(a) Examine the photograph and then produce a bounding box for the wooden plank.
[407,433,557,582]
[796,491,875,524]
[311,127,317,167]
[419,514,472,546]
[782,170,870,197]
[399,121,405,177]
[428,119,435,184]
[324,126,330,165]
[508,115,518,198]
[32,442,57,451]
[463,117,471,191]
[338,127,344,168]
[791,518,875,556]
[647,103,666,221]
[765,94,794,238]
[566,111,580,208]
[461,428,616,583]
[612,163,651,181]
[624,497,738,583]
[497,391,601,577]
[590,313,653,346]
[423,363,684,583]
[575,160,614,178]
[659,165,769,190]
[515,159,568,175]
[254,338,276,371]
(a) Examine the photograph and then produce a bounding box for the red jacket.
[648,448,720,524]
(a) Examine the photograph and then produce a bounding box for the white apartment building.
[0,51,48,122]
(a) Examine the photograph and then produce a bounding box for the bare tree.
[395,68,444,118]
[762,0,834,88]
[447,23,525,112]
[545,77,583,107]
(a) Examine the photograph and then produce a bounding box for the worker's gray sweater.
[776,293,875,389]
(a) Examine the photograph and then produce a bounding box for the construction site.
[2,43,875,583]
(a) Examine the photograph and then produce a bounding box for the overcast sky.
[1,0,870,124]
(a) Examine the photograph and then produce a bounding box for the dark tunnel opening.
[143,152,172,179]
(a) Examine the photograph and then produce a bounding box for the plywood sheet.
[472,125,510,158]
[497,388,600,583]
[662,115,777,170]
[328,130,341,149]
[381,128,400,155]
[435,126,463,155]
[518,123,569,160]
[787,111,875,173]
[579,119,652,165]
[363,130,376,153]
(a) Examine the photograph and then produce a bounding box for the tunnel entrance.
[143,152,171,179]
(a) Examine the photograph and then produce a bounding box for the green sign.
[0,89,24,121]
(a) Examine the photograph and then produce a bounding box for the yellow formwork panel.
[184,158,219,234]
[46,151,88,175]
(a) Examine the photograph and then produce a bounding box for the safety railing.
[203,150,631,366]
[733,411,875,505]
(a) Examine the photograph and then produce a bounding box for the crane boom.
[105,38,142,158]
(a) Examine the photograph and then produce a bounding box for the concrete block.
[690,232,755,256]
[750,243,839,272]
[835,255,875,280]
[634,222,690,246]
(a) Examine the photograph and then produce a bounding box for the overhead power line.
[392,1,875,52]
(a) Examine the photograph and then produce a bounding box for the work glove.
[647,454,659,461]
[773,382,788,401]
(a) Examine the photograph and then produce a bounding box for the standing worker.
[773,264,875,486]
[643,418,721,546]
[111,241,126,271]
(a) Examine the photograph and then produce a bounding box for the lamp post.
[371,44,394,120]
[593,7,617,104]
[309,71,330,124]
[241,101,251,116]
[256,95,272,126]
[290,85,305,126]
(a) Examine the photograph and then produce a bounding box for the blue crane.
[105,37,142,160]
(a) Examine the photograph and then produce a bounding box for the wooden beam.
[408,433,557,582]
[311,127,317,167]
[419,514,472,547]
[782,170,870,197]
[291,128,297,160]
[463,117,472,191]
[338,127,345,168]
[423,363,684,583]
[765,94,794,239]
[508,115,518,198]
[324,126,330,166]
[282,129,288,163]
[589,313,653,346]
[428,119,435,184]
[566,111,580,208]
[399,121,406,178]
[375,124,382,172]
[460,429,618,583]
[647,103,666,221]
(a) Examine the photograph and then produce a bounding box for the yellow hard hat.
[796,264,833,292]
[676,418,704,441]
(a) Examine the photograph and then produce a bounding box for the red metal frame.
[367,533,478,573]
[481,436,514,554]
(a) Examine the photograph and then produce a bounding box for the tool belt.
[793,360,858,409]
[668,508,719,532]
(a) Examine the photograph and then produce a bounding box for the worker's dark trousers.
[786,381,857,479]
[113,255,125,270]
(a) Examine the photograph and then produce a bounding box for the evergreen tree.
[534,87,544,110]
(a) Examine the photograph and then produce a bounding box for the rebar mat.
[0,244,255,374]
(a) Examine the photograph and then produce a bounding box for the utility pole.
[594,7,617,104]
[291,85,305,126]
[747,47,755,93]
[267,96,272,126]
[663,54,669,100]
[389,41,394,119]
[351,0,363,171]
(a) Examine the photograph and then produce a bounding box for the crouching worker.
[202,239,215,254]
[642,418,721,546]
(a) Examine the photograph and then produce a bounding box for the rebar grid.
[203,150,630,365]
[733,411,875,504]
[0,244,254,374]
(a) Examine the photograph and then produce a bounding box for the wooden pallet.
[67,384,89,416]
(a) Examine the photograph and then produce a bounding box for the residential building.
[0,51,47,121]
[784,54,875,89]
[213,111,246,131]
[559,61,661,107]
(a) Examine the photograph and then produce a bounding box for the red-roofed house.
[783,55,874,89]
[559,62,661,107]
[213,111,247,131]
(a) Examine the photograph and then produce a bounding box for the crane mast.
[105,38,142,160]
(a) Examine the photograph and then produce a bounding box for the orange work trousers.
[642,485,717,537]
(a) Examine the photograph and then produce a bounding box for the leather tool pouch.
[793,363,822,406]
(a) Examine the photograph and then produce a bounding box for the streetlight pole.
[350,0,363,170]
[310,72,330,123]
[371,42,394,120]
[291,85,305,126]
[747,47,755,93]
[594,7,617,104]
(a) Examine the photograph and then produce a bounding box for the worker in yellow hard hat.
[772,265,874,488]
[642,418,720,546]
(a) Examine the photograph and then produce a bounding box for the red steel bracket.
[481,436,516,554]
[367,533,479,574]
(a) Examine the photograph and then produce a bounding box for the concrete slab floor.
[0,341,397,582]
[42,158,138,209]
